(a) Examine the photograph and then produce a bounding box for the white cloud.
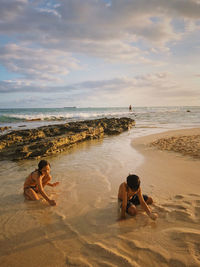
[1,72,199,106]
[0,44,80,83]
[1,0,200,50]
[0,0,200,106]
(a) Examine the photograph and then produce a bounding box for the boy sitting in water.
[24,160,59,206]
[118,174,157,220]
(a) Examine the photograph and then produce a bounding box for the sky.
[0,0,200,108]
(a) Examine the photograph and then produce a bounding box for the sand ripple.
[1,193,200,266]
[62,193,200,267]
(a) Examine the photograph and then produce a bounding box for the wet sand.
[0,128,200,266]
[132,128,200,266]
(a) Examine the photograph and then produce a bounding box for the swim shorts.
[24,185,38,193]
[126,194,148,212]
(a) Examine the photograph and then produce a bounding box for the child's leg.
[127,204,137,216]
[24,188,39,201]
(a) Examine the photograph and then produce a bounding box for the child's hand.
[149,212,158,220]
[52,182,59,187]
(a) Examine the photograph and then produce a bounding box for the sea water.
[0,106,200,131]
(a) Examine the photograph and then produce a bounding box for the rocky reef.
[0,117,135,161]
[0,126,11,132]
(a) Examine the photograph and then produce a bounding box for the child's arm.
[137,187,157,220]
[44,174,59,187]
[120,184,128,219]
[37,175,56,206]
[47,181,60,187]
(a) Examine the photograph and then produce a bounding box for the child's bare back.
[118,174,157,220]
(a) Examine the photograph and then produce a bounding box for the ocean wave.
[0,115,25,123]
[0,111,132,123]
[1,107,199,128]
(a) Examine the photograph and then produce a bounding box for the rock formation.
[0,126,11,132]
[0,117,135,161]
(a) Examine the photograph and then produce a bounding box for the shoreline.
[132,127,200,198]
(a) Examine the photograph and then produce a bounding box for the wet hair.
[38,160,50,174]
[127,174,140,191]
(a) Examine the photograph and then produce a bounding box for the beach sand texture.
[0,128,200,267]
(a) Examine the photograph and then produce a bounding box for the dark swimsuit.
[126,194,148,212]
[24,171,39,193]
[24,185,37,190]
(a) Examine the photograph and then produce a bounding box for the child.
[24,160,59,206]
[118,174,157,220]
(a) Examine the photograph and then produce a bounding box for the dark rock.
[0,117,135,161]
[0,126,11,132]
[26,118,42,121]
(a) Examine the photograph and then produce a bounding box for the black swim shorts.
[126,194,148,212]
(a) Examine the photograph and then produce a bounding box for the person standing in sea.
[23,160,59,206]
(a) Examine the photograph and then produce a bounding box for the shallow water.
[0,127,155,265]
[0,125,200,266]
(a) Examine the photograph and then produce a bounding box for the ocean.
[0,106,200,132]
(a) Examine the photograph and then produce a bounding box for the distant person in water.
[129,105,132,111]
[118,174,157,220]
[24,160,59,206]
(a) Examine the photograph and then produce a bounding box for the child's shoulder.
[119,182,127,189]
[118,182,127,199]
[31,170,41,179]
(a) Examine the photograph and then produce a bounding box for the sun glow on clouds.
[0,0,200,107]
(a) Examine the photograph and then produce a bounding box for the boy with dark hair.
[118,174,157,220]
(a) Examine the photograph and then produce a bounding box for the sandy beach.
[0,127,200,266]
[132,128,200,266]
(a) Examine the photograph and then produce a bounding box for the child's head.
[127,174,140,191]
[38,160,50,175]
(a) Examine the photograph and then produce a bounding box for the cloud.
[0,0,200,107]
[1,70,199,107]
[1,1,200,49]
[0,44,80,83]
[1,71,199,98]
[0,0,28,22]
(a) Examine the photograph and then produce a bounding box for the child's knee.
[128,205,137,216]
[147,197,153,205]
